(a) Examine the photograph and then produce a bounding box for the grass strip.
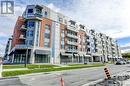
[3,64,59,69]
[2,64,105,77]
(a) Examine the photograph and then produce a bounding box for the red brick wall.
[78,30,87,52]
[40,18,52,48]
[11,16,25,48]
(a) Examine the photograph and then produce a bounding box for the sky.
[0,0,130,55]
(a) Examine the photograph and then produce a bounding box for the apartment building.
[4,38,12,60]
[5,5,122,64]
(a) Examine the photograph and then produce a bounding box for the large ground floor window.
[13,54,30,64]
[60,56,72,64]
[60,55,90,64]
[35,54,50,63]
[93,56,101,62]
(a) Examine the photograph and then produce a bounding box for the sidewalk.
[3,68,28,71]
[82,70,130,86]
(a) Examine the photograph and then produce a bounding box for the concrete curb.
[18,66,105,77]
[82,79,104,86]
[82,69,130,86]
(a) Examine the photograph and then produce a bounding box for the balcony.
[66,49,78,52]
[19,35,26,40]
[20,25,27,31]
[86,38,90,42]
[87,45,91,48]
[67,26,78,32]
[111,46,115,49]
[15,44,27,49]
[24,13,43,20]
[67,40,78,46]
[66,34,78,39]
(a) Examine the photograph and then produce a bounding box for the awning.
[108,56,111,58]
[92,53,101,56]
[35,50,50,55]
[74,54,79,57]
[61,53,73,56]
[84,55,91,57]
[79,54,84,57]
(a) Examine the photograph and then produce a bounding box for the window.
[28,9,33,13]
[36,8,42,14]
[29,40,33,45]
[30,30,33,36]
[36,22,40,47]
[45,24,50,30]
[26,40,33,46]
[70,21,75,25]
[64,19,67,24]
[58,17,63,23]
[45,11,48,17]
[44,42,49,48]
[61,45,64,49]
[28,21,35,28]
[27,31,29,37]
[27,30,33,37]
[44,33,50,39]
[44,24,50,48]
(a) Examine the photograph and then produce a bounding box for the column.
[72,55,74,63]
[82,56,84,63]
[78,56,79,63]
[91,56,93,62]
[20,54,22,63]
[11,54,14,63]
[30,49,35,64]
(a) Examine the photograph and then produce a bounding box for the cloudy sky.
[0,0,130,55]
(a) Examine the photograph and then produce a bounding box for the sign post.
[0,57,3,78]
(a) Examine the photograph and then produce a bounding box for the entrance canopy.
[61,52,73,56]
[84,55,91,57]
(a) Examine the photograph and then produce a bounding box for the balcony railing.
[67,26,78,32]
[15,44,27,49]
[19,35,26,40]
[15,44,32,49]
[67,40,78,46]
[20,25,27,31]
[66,49,78,52]
[24,13,43,20]
[66,34,78,39]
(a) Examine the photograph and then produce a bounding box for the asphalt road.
[0,64,130,86]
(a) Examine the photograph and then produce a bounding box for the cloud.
[121,49,130,53]
[0,32,8,38]
[123,43,130,47]
[0,42,6,56]
[0,5,25,55]
[47,3,60,12]
[120,42,130,53]
[58,0,130,39]
[1,0,130,54]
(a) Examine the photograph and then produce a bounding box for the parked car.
[126,60,130,64]
[122,61,127,64]
[116,60,126,65]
